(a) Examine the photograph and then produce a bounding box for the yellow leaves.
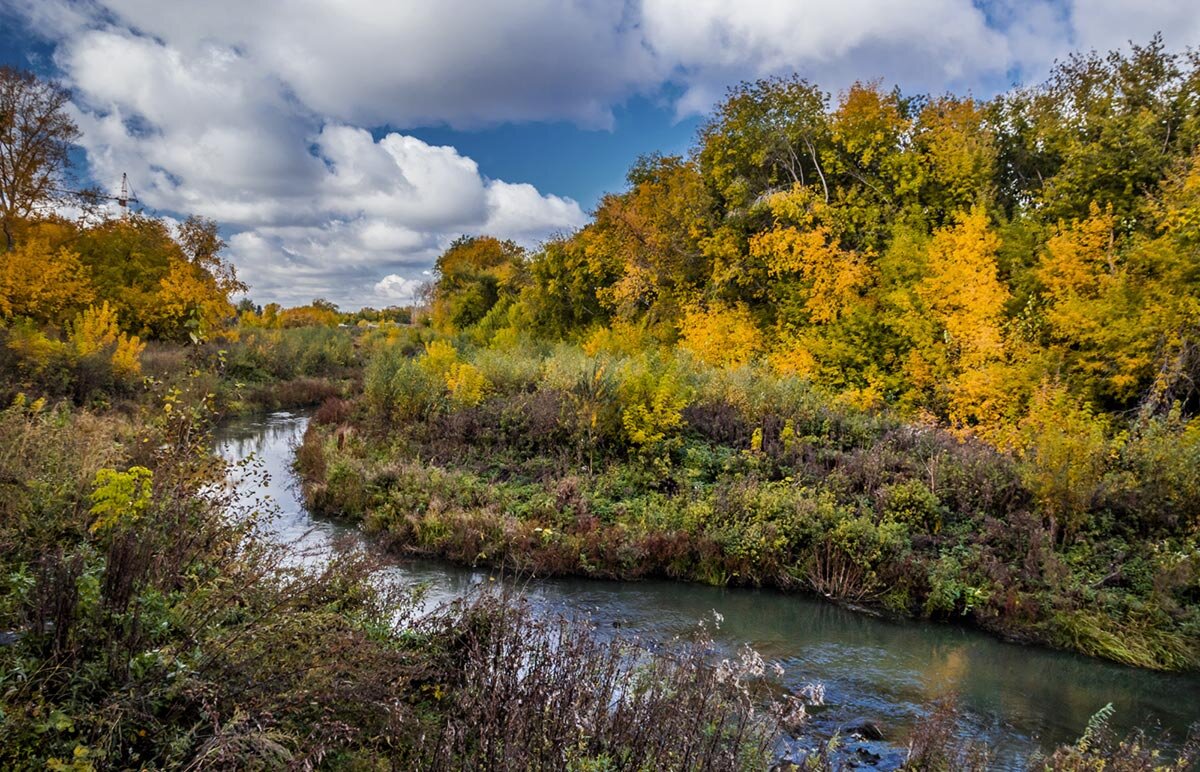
[678,303,762,369]
[417,340,491,407]
[944,360,1029,446]
[5,322,67,370]
[618,356,691,451]
[832,82,907,168]
[1039,203,1116,301]
[419,340,460,378]
[1154,150,1200,242]
[767,339,818,379]
[749,224,871,324]
[1034,203,1195,404]
[277,304,341,329]
[1015,381,1113,536]
[917,208,1009,366]
[70,301,121,356]
[833,384,885,412]
[89,466,153,534]
[111,334,146,377]
[0,237,94,324]
[916,96,997,211]
[582,320,653,358]
[444,362,489,407]
[600,264,656,318]
[69,302,144,378]
[156,258,235,341]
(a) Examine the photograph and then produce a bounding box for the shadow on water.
[216,411,1200,770]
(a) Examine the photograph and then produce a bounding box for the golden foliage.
[0,238,94,324]
[1039,203,1115,302]
[750,221,871,324]
[70,302,144,377]
[155,258,236,341]
[444,362,490,407]
[918,208,1009,367]
[618,357,690,450]
[679,303,762,368]
[1016,382,1115,538]
[70,302,121,356]
[416,339,492,407]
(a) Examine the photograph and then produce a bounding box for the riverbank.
[237,411,1200,768]
[0,389,780,769]
[1,385,1194,769]
[296,342,1200,673]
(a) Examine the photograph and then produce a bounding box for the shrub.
[470,345,543,394]
[618,354,692,455]
[444,361,490,407]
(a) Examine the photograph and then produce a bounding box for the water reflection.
[216,411,1200,770]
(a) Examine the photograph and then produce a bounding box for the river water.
[216,411,1199,770]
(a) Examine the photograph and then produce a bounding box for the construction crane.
[47,173,140,217]
[114,173,138,216]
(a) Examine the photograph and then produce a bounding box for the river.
[216,411,1199,770]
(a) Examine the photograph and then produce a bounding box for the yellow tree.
[747,187,878,392]
[0,236,94,324]
[152,258,237,342]
[679,302,762,369]
[590,155,712,327]
[69,301,144,377]
[916,208,1015,430]
[915,96,998,220]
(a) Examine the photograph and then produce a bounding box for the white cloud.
[374,274,427,303]
[1068,0,1200,54]
[7,0,1192,307]
[642,0,1013,114]
[38,22,587,307]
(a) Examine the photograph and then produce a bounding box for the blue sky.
[1,0,1196,308]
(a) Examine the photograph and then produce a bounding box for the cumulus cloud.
[6,0,1192,306]
[642,0,1013,115]
[375,275,427,303]
[29,17,588,307]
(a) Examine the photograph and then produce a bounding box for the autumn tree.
[0,67,80,250]
[431,235,526,332]
[698,76,831,211]
[590,156,713,328]
[0,233,94,325]
[522,234,617,338]
[992,37,1200,227]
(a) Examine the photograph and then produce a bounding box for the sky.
[1,1,1197,309]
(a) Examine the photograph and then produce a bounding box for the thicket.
[304,339,1200,670]
[431,40,1200,438]
[0,386,789,770]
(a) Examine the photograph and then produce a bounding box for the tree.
[589,156,713,327]
[698,76,831,211]
[0,67,80,250]
[0,233,94,324]
[431,236,525,331]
